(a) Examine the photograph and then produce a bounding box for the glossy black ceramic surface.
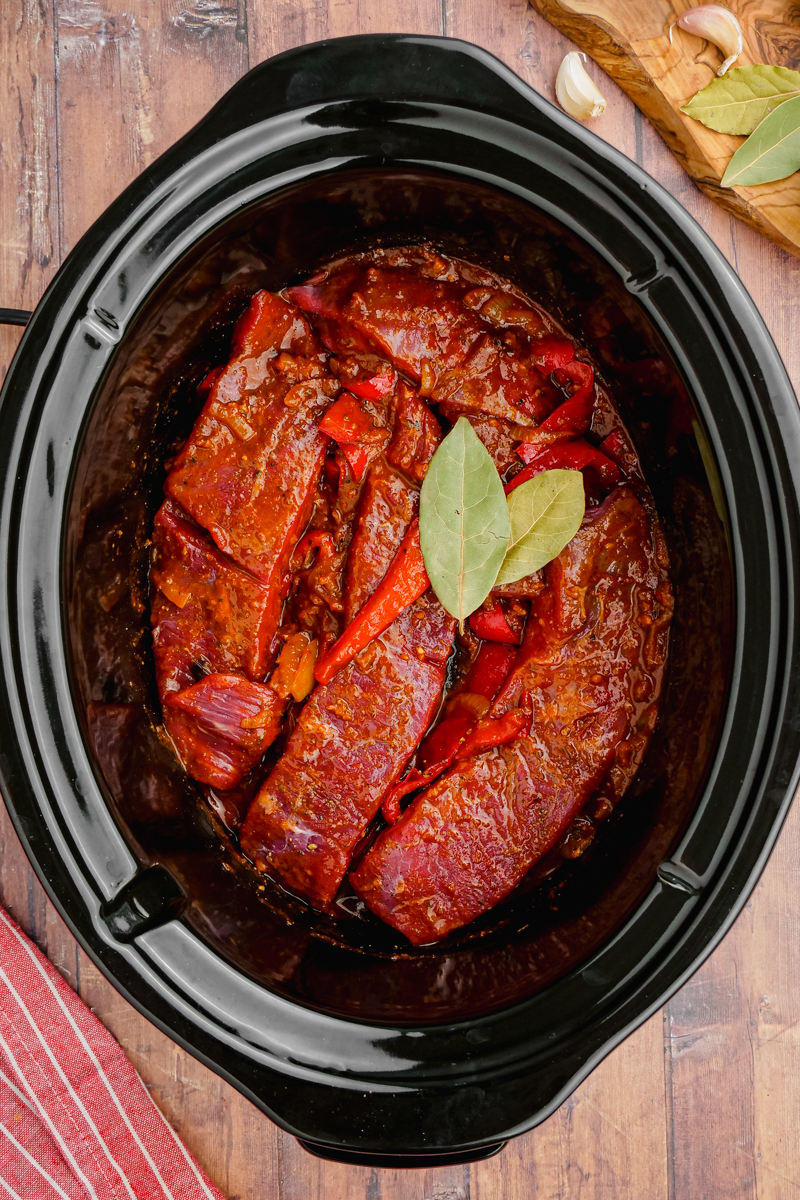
[1,35,799,1166]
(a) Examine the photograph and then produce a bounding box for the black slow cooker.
[2,35,799,1168]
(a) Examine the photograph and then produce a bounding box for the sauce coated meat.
[149,244,672,943]
[350,487,668,943]
[240,594,455,908]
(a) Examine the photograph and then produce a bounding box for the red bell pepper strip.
[346,365,396,400]
[415,711,476,778]
[600,428,625,465]
[329,352,397,399]
[381,695,531,824]
[515,363,596,465]
[339,442,372,482]
[381,641,517,823]
[318,394,387,481]
[551,360,594,406]
[381,771,429,824]
[469,600,523,644]
[380,708,475,823]
[525,393,591,444]
[463,640,517,699]
[507,439,621,495]
[415,643,517,774]
[381,710,476,825]
[454,691,533,761]
[314,519,429,684]
[562,440,622,486]
[531,337,575,373]
[318,394,386,445]
[532,360,595,439]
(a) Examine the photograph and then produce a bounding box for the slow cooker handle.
[190,35,541,148]
[0,309,32,327]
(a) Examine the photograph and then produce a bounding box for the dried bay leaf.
[495,469,585,586]
[420,417,509,626]
[722,93,800,186]
[681,64,800,136]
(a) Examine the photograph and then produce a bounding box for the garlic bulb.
[555,52,607,121]
[669,5,743,76]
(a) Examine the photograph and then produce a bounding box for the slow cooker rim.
[1,34,799,1159]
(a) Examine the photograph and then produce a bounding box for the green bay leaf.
[722,93,800,186]
[420,417,510,625]
[681,64,800,136]
[495,469,585,586]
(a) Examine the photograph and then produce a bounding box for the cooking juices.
[149,245,672,944]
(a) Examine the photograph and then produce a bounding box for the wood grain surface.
[2,3,800,1198]
[528,0,800,258]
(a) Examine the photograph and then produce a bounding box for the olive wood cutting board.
[528,0,800,257]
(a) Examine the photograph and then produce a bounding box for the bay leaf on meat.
[495,468,584,586]
[721,94,800,185]
[420,416,510,627]
[681,64,800,136]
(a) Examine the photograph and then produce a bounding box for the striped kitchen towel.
[0,905,226,1199]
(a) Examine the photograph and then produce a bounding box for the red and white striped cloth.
[0,905,226,1199]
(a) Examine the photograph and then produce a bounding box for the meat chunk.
[240,593,456,907]
[350,488,670,944]
[287,265,486,384]
[288,255,564,424]
[165,291,334,611]
[155,293,335,791]
[431,334,554,424]
[344,384,440,622]
[164,674,283,789]
[151,499,276,695]
[151,507,286,790]
[231,289,321,360]
[385,382,442,484]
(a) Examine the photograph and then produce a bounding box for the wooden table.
[2,3,800,1197]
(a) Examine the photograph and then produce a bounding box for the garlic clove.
[555,52,607,121]
[672,4,743,76]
